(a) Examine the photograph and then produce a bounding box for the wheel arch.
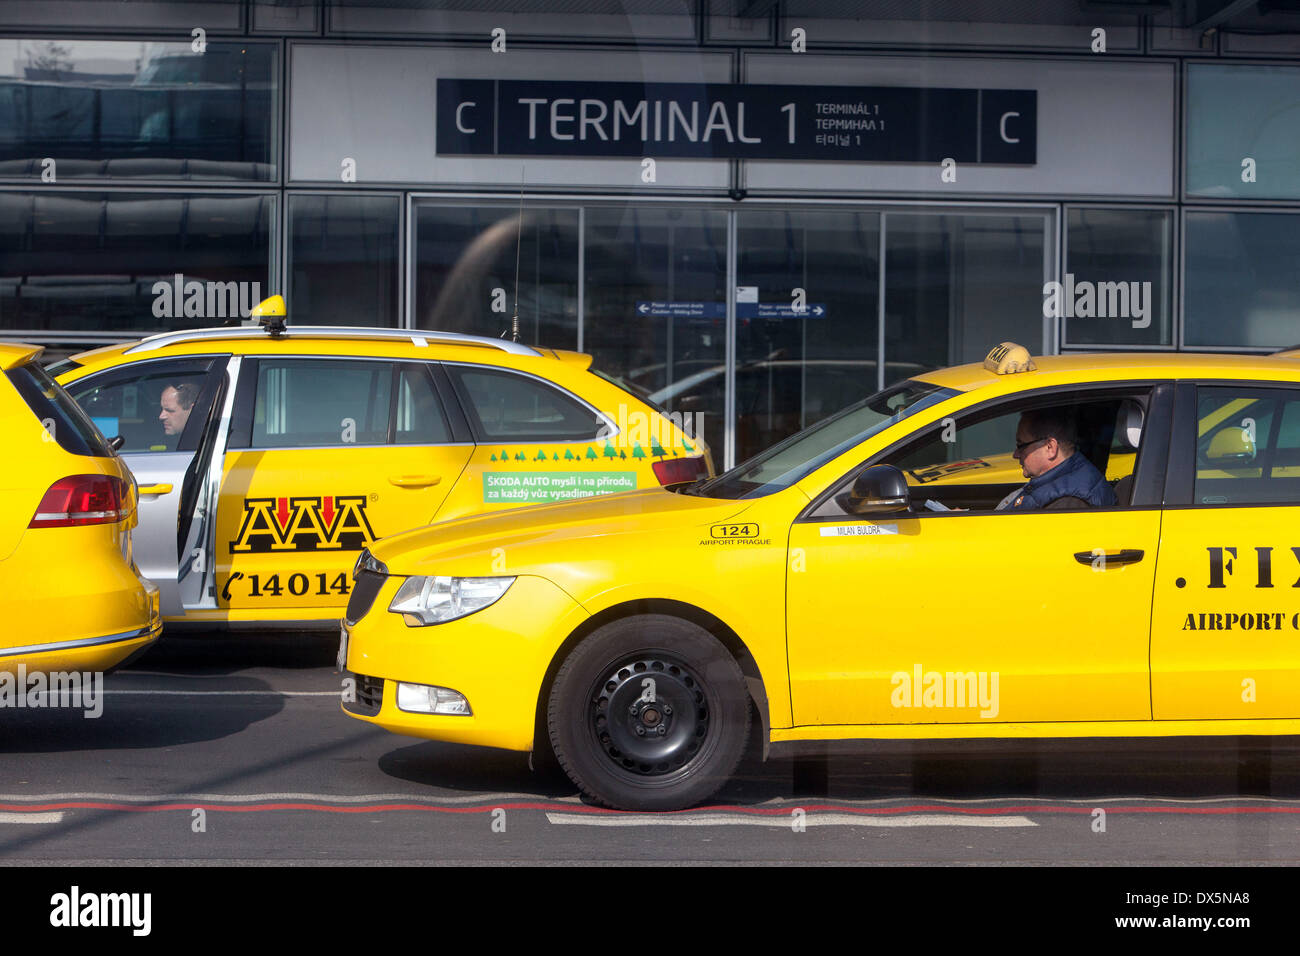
[533,598,772,762]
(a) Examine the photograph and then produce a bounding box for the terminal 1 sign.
[436,79,1036,164]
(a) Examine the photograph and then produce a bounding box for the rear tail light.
[29,475,129,528]
[651,455,707,487]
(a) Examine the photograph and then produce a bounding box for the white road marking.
[0,812,64,824]
[545,812,1037,828]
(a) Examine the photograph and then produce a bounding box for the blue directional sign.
[737,302,827,319]
[635,301,727,318]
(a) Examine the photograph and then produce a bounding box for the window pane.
[6,361,113,458]
[886,213,1048,371]
[0,192,273,335]
[252,360,391,447]
[735,209,881,464]
[584,206,727,458]
[413,205,578,347]
[1195,387,1300,505]
[289,195,400,327]
[1185,212,1300,349]
[0,39,275,181]
[450,367,600,442]
[1188,64,1300,200]
[67,358,216,453]
[394,364,450,444]
[1064,208,1172,346]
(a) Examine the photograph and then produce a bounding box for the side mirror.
[844,465,911,516]
[1206,428,1255,462]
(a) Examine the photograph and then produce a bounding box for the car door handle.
[138,483,174,496]
[388,475,442,488]
[1073,549,1145,567]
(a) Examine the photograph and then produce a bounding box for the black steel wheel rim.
[586,653,714,777]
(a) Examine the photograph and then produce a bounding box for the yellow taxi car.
[341,342,1300,810]
[51,298,708,631]
[0,343,161,677]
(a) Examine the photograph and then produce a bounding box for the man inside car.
[159,382,199,438]
[996,408,1117,510]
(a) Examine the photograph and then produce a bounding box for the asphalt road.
[2,634,1299,866]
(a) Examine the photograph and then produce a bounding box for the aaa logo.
[229,496,376,554]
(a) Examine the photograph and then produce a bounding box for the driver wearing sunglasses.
[995,408,1117,511]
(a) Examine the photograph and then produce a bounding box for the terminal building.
[2,0,1300,467]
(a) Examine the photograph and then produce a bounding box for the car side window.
[809,390,1150,517]
[394,364,451,444]
[252,359,392,448]
[1194,386,1300,506]
[448,366,602,442]
[65,358,219,454]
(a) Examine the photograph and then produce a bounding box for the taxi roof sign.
[250,294,287,336]
[983,342,1036,375]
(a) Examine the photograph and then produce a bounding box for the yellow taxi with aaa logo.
[341,342,1300,810]
[0,343,160,676]
[51,297,708,631]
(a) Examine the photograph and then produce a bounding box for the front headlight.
[388,575,516,626]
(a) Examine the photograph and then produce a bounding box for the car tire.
[547,614,751,811]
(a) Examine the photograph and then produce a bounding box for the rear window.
[7,361,115,458]
[448,366,603,442]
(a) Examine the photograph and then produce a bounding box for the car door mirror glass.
[842,465,911,515]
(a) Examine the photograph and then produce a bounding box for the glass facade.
[0,191,273,335]
[1185,211,1300,349]
[1064,208,1174,347]
[0,10,1296,467]
[414,204,579,346]
[1187,64,1300,200]
[0,39,276,181]
[289,194,401,327]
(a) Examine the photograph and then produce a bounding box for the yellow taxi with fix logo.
[341,342,1300,810]
[51,297,709,631]
[0,343,161,677]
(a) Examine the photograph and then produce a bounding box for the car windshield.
[688,379,958,499]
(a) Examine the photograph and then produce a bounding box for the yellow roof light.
[250,295,287,336]
[983,342,1037,375]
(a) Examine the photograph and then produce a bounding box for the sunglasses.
[1014,436,1049,454]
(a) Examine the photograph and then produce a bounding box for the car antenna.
[511,166,524,344]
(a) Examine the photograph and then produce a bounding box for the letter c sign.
[1000,111,1021,145]
[456,101,477,134]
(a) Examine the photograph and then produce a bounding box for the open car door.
[177,357,240,611]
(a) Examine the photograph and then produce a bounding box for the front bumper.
[340,573,589,752]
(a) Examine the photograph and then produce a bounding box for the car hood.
[369,487,760,577]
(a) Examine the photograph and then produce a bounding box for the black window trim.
[795,379,1175,523]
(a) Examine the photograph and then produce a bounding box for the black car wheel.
[547,614,751,811]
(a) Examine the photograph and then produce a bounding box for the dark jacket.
[1005,451,1117,510]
